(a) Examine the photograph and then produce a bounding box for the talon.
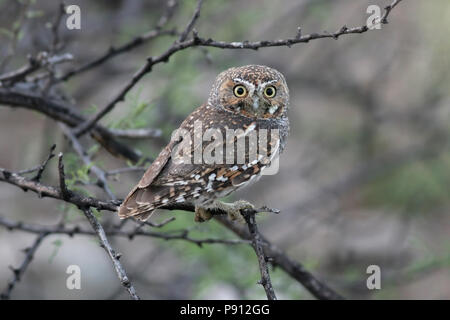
[194,206,212,222]
[226,200,254,224]
[234,200,255,210]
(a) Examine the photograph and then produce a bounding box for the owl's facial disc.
[210,65,289,119]
[229,78,282,118]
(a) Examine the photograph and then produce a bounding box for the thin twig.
[56,0,178,82]
[0,215,249,247]
[58,152,71,200]
[49,2,66,54]
[81,207,140,300]
[178,0,204,42]
[0,87,143,162]
[107,128,162,139]
[32,144,56,182]
[0,164,346,299]
[243,210,277,300]
[72,0,403,138]
[0,167,118,211]
[0,232,48,300]
[216,216,344,300]
[0,53,73,84]
[72,0,205,138]
[105,166,146,177]
[60,124,116,200]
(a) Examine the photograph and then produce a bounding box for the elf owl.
[118,65,289,222]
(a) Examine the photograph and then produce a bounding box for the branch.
[72,0,403,138]
[105,166,146,177]
[31,144,56,182]
[0,232,48,300]
[178,0,204,42]
[81,207,140,300]
[0,164,344,299]
[107,128,162,139]
[216,216,344,300]
[56,0,178,82]
[0,87,143,162]
[56,28,176,82]
[58,152,71,200]
[243,210,277,300]
[0,52,73,84]
[59,123,116,199]
[48,2,66,54]
[0,215,249,247]
[381,0,403,24]
[0,168,117,211]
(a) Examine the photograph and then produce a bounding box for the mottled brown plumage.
[118,65,290,221]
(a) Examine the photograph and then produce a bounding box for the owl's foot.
[194,200,255,223]
[194,206,213,222]
[213,200,255,224]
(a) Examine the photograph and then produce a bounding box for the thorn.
[192,28,200,43]
[122,277,130,287]
[22,247,31,254]
[9,266,20,276]
[296,27,302,39]
[3,170,11,179]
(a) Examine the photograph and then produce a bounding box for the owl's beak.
[252,95,259,110]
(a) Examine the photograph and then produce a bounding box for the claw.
[194,206,213,222]
[194,200,260,224]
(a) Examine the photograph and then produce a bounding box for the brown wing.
[118,104,209,221]
[117,135,182,220]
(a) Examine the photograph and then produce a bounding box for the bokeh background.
[0,0,449,299]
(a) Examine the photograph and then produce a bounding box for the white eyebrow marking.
[233,78,255,96]
[258,79,278,95]
[261,79,278,86]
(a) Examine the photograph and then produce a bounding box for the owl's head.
[208,65,289,119]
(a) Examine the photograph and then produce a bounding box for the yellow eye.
[233,85,247,97]
[264,86,276,98]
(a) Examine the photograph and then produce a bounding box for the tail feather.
[118,186,168,221]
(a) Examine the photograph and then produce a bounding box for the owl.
[118,65,290,222]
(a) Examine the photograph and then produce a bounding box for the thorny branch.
[59,123,116,200]
[0,215,249,247]
[72,0,403,138]
[0,160,343,300]
[0,233,48,300]
[55,0,179,82]
[0,0,406,300]
[81,207,140,300]
[243,210,277,300]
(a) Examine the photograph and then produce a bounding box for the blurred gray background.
[0,0,449,299]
